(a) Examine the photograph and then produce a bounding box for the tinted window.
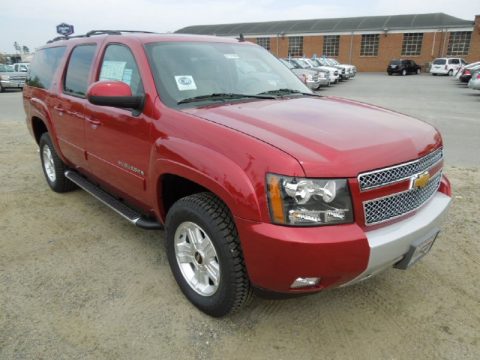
[99,44,144,96]
[449,59,460,64]
[433,59,446,65]
[64,45,97,97]
[27,46,66,89]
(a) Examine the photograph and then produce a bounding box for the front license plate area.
[394,230,440,270]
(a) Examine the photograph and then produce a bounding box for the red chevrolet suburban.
[23,31,452,317]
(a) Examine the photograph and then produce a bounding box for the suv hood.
[183,96,441,177]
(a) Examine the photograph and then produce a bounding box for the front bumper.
[468,80,480,90]
[236,191,451,293]
[317,78,330,87]
[305,79,321,90]
[430,68,448,75]
[0,79,25,88]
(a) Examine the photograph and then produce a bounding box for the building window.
[447,31,472,56]
[288,36,303,57]
[323,35,340,57]
[256,37,271,51]
[360,34,380,56]
[402,33,423,56]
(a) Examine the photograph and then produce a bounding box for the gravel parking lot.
[1,74,479,359]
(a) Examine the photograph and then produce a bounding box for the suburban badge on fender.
[118,161,144,176]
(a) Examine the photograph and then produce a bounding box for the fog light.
[290,277,321,289]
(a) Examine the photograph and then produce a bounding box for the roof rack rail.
[47,30,156,44]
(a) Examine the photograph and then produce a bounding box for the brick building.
[176,13,480,72]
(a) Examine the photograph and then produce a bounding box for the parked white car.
[326,58,357,78]
[467,70,480,90]
[300,58,340,83]
[430,58,466,76]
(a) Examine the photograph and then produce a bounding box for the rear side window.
[433,59,446,65]
[99,44,144,96]
[449,59,460,64]
[27,46,66,89]
[64,45,97,97]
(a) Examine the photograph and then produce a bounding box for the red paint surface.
[23,34,451,293]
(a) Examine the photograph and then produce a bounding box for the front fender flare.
[150,138,263,222]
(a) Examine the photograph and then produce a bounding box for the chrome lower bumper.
[342,192,451,286]
[0,80,24,88]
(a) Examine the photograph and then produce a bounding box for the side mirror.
[87,81,144,110]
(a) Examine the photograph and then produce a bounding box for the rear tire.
[417,68,421,74]
[165,192,251,317]
[448,70,453,76]
[39,133,76,193]
[402,69,407,76]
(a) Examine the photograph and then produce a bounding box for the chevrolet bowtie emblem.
[411,171,431,189]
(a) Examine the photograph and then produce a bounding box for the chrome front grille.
[10,76,26,81]
[358,148,443,191]
[363,171,442,225]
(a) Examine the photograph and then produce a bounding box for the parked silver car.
[467,70,480,90]
[290,58,340,83]
[280,59,329,89]
[0,64,27,92]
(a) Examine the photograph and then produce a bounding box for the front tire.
[165,192,251,317]
[39,133,76,193]
[402,69,407,76]
[448,70,453,76]
[417,68,421,74]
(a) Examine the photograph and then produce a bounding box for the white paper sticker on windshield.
[100,61,127,82]
[224,54,240,59]
[175,75,197,91]
[122,68,133,86]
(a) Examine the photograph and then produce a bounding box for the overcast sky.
[1,0,478,54]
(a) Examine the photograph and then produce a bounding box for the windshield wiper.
[257,88,321,97]
[177,93,275,105]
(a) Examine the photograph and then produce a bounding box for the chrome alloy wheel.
[174,221,220,296]
[42,145,56,182]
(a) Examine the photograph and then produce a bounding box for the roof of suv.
[44,31,244,49]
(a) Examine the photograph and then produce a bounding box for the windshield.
[324,59,335,66]
[433,59,446,65]
[389,60,401,65]
[280,59,294,69]
[0,64,14,72]
[145,42,310,108]
[294,59,311,69]
[317,58,329,66]
[329,59,339,65]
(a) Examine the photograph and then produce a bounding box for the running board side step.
[65,170,163,230]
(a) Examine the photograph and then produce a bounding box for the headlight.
[266,174,354,226]
[306,74,313,81]
[0,75,10,80]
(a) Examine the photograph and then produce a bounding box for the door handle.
[85,117,101,126]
